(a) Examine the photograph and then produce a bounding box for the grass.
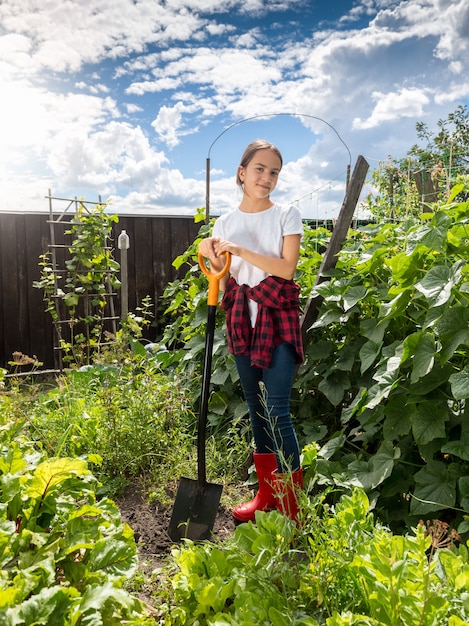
[4,358,251,506]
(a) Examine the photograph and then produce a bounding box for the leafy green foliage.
[296,184,469,533]
[154,186,469,534]
[34,202,120,366]
[363,106,469,221]
[411,104,469,182]
[360,158,423,222]
[348,525,467,625]
[164,488,469,625]
[0,407,152,624]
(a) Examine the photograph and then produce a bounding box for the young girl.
[198,139,304,522]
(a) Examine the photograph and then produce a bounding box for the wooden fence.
[0,212,200,371]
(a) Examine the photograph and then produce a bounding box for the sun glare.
[0,82,51,154]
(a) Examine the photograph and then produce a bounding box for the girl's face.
[238,149,282,199]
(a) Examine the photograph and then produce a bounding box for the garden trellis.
[38,192,120,369]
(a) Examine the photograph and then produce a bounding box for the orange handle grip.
[198,251,231,306]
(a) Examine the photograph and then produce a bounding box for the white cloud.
[125,102,144,114]
[0,0,468,215]
[47,121,166,189]
[0,0,206,72]
[433,0,469,61]
[352,88,431,130]
[126,77,183,96]
[152,103,187,148]
[0,33,34,77]
[434,81,469,104]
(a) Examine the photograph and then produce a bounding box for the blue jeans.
[234,342,300,472]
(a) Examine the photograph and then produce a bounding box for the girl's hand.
[216,239,243,257]
[198,237,221,259]
[218,234,301,280]
[198,237,230,290]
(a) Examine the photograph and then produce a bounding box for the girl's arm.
[215,234,301,280]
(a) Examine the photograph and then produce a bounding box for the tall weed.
[24,359,195,499]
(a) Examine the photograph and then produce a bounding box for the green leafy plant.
[0,411,152,624]
[296,183,469,534]
[162,487,469,625]
[153,185,469,534]
[167,509,315,625]
[360,157,422,222]
[363,106,469,221]
[410,104,469,198]
[345,522,467,626]
[25,359,194,500]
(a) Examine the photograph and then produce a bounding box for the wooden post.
[413,169,437,211]
[300,155,369,347]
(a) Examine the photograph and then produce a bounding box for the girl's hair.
[236,139,283,188]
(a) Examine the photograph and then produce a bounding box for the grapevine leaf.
[410,461,458,515]
[410,400,448,446]
[441,420,469,461]
[318,371,350,406]
[343,286,368,312]
[449,367,469,399]
[349,441,399,490]
[359,340,383,374]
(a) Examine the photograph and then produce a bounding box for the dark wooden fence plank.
[22,215,51,365]
[1,215,21,366]
[2,207,373,373]
[134,217,156,308]
[151,217,171,314]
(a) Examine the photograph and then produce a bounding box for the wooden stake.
[300,155,369,346]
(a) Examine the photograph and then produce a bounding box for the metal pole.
[205,157,210,223]
[118,230,130,320]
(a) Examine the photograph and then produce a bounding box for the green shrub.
[154,185,469,535]
[296,184,469,534]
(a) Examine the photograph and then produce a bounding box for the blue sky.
[0,0,468,219]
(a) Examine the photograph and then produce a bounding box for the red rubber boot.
[232,452,278,522]
[272,467,303,522]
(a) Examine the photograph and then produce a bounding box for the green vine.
[34,202,120,367]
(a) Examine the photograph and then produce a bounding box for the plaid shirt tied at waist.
[220,275,304,369]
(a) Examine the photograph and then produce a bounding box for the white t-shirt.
[212,203,303,324]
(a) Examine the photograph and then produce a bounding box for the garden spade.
[168,251,231,542]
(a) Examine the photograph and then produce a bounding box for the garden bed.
[118,480,236,566]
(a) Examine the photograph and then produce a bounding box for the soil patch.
[117,481,237,570]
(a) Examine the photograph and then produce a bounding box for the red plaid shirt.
[220,275,304,369]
